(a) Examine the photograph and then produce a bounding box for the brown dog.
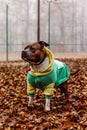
[21,41,70,111]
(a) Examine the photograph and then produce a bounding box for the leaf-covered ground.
[0,59,87,130]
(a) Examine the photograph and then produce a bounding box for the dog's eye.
[30,47,36,52]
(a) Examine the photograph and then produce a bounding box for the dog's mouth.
[22,54,37,64]
[21,52,41,65]
[22,56,29,62]
[21,51,31,63]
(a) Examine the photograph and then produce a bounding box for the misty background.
[0,0,87,58]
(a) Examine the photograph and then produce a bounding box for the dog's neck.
[32,57,50,72]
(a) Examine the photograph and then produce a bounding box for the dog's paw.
[27,103,34,110]
[44,107,50,111]
[28,101,34,107]
[44,109,51,113]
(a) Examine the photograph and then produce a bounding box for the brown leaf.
[62,120,72,129]
[35,117,44,124]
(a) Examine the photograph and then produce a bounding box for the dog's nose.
[21,50,26,59]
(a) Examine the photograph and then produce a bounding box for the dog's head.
[21,41,49,65]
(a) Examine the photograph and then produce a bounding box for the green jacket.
[27,60,70,90]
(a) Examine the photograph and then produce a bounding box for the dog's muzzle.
[21,50,25,59]
[21,50,36,63]
[21,50,29,62]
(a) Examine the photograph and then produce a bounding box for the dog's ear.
[24,45,30,50]
[38,41,49,48]
[24,42,31,50]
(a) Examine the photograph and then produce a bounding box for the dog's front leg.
[28,96,33,105]
[45,98,50,111]
[27,83,35,106]
[44,83,54,111]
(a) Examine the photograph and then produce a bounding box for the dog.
[21,41,70,111]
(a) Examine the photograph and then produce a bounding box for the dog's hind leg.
[60,86,68,97]
[59,82,68,97]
